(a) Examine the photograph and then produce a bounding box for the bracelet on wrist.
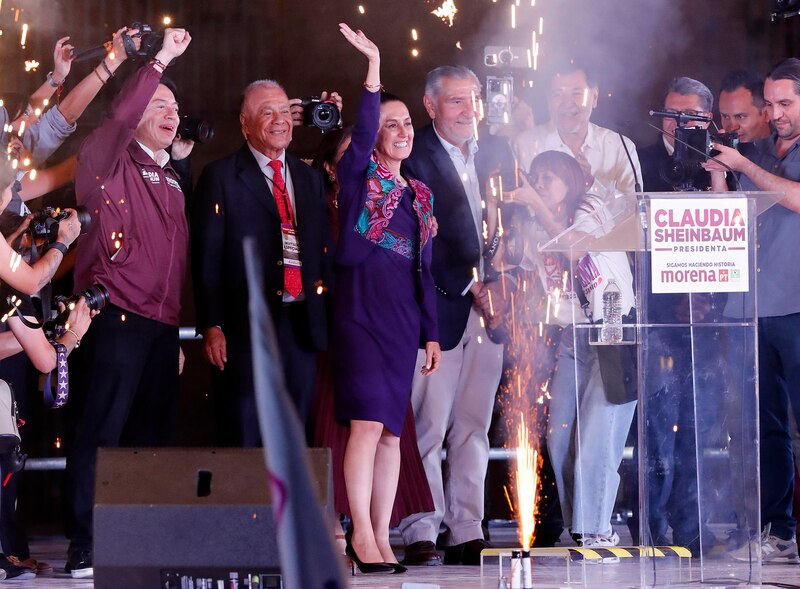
[100,59,115,79]
[48,241,69,256]
[64,328,81,348]
[150,58,168,72]
[46,71,64,88]
[93,68,108,85]
[363,82,383,91]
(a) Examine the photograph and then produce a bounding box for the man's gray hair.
[664,77,714,113]
[424,66,480,99]
[240,79,286,113]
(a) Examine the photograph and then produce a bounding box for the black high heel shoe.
[344,543,394,575]
[389,562,407,574]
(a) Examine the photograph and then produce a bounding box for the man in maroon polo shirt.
[63,28,192,579]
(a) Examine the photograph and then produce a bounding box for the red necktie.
[268,160,302,298]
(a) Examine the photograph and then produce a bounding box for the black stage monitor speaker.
[93,447,333,589]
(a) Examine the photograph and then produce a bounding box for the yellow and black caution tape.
[480,545,693,562]
[566,546,692,561]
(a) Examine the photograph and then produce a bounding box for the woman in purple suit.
[334,24,441,573]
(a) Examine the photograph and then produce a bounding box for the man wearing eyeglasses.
[639,77,714,192]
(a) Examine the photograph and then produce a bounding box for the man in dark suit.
[640,77,715,192]
[192,79,332,447]
[399,65,512,566]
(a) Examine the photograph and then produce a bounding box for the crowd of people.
[0,20,799,582]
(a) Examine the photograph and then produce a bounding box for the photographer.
[64,27,192,579]
[0,157,80,296]
[703,58,800,563]
[719,69,772,147]
[0,157,86,580]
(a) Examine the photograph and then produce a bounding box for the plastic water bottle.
[601,278,623,344]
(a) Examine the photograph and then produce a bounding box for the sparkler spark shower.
[431,0,458,27]
[515,418,538,550]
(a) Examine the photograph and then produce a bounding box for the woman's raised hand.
[339,23,379,62]
[506,172,545,211]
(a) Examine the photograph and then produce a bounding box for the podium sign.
[650,197,749,293]
[533,191,783,588]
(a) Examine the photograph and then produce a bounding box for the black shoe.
[344,543,394,575]
[65,545,93,579]
[402,540,442,566]
[445,538,492,566]
[0,555,33,580]
[390,562,407,574]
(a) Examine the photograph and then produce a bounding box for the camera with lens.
[123,22,164,62]
[48,284,110,328]
[483,45,527,69]
[772,0,800,20]
[674,126,738,164]
[651,108,740,190]
[300,97,342,132]
[31,207,91,245]
[55,284,110,314]
[177,115,215,143]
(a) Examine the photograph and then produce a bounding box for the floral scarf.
[354,156,434,260]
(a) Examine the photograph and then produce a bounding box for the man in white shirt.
[512,60,641,196]
[511,59,642,550]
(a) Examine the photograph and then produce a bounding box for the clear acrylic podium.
[527,190,781,588]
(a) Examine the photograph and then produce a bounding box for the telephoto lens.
[177,116,215,143]
[77,284,111,312]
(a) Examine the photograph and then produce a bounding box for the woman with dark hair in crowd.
[509,149,636,553]
[312,126,353,239]
[332,23,440,574]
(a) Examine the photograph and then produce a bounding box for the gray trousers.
[400,307,503,546]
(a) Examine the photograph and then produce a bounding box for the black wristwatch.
[48,241,68,255]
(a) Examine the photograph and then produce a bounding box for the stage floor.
[18,528,800,588]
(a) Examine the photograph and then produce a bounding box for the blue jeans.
[759,313,800,540]
[547,326,637,536]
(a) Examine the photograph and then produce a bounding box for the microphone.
[649,109,712,125]
[644,121,742,192]
[618,131,642,192]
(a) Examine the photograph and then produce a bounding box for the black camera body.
[177,116,215,143]
[124,22,164,62]
[31,207,91,245]
[55,284,110,314]
[674,127,738,164]
[49,284,110,329]
[300,98,341,132]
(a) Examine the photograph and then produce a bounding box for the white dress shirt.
[136,141,171,168]
[248,144,302,302]
[432,123,485,294]
[511,121,642,197]
[248,145,297,217]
